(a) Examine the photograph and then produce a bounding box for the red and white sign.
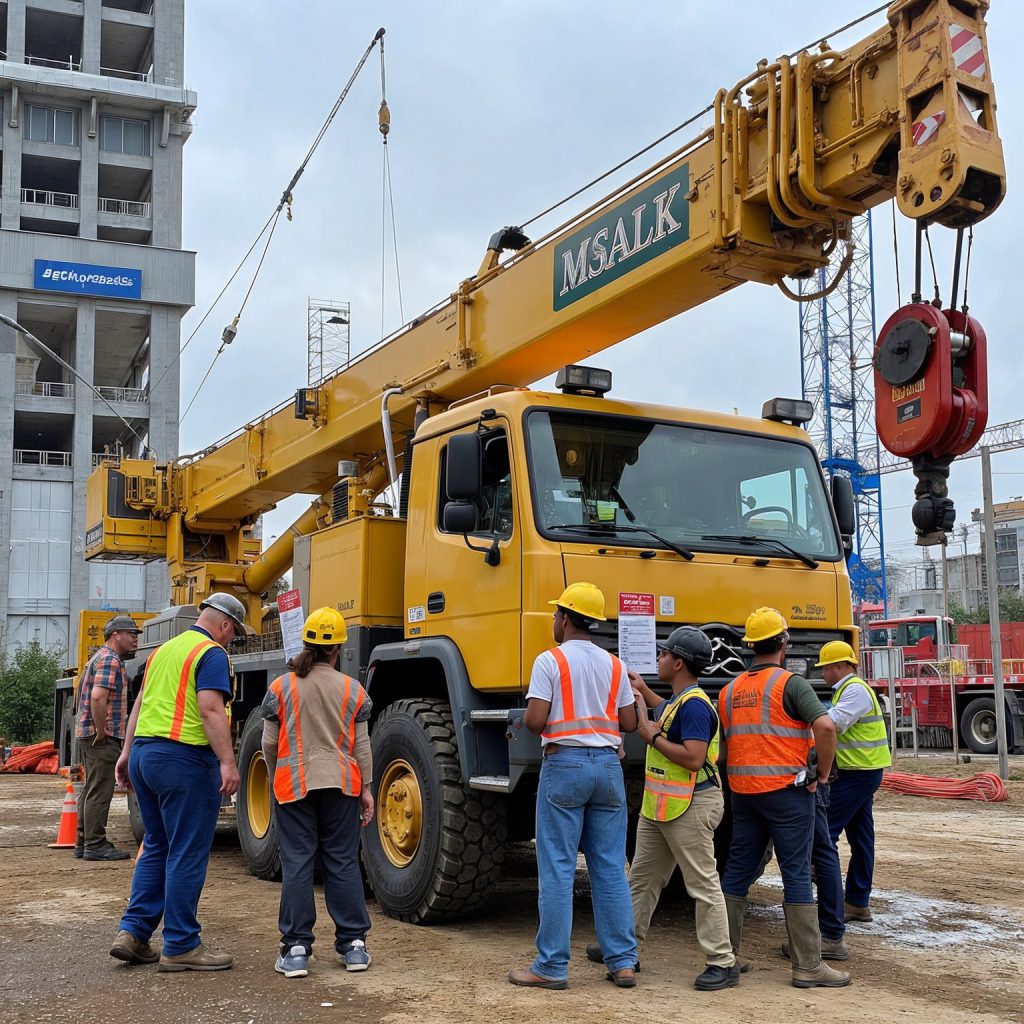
[276,588,305,663]
[949,24,986,79]
[912,112,945,146]
[619,592,655,616]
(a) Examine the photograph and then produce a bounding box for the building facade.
[0,0,195,655]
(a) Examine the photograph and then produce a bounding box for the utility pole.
[980,446,1010,781]
[959,523,969,610]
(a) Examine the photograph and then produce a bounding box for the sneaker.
[84,843,131,861]
[158,943,233,972]
[110,929,160,965]
[275,945,309,978]
[694,964,740,991]
[339,939,371,972]
[585,942,641,972]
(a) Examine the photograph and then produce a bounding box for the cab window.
[437,429,514,539]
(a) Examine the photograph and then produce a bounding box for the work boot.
[157,943,233,972]
[585,942,641,972]
[724,895,751,973]
[110,929,159,965]
[845,901,873,922]
[694,964,740,990]
[781,935,850,961]
[83,842,131,861]
[783,903,852,988]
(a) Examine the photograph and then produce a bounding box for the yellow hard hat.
[815,640,858,667]
[742,607,788,643]
[301,606,347,646]
[548,582,607,622]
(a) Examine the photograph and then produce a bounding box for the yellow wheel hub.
[378,758,423,867]
[246,750,271,839]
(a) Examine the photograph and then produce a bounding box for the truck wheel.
[127,788,145,845]
[959,697,1006,755]
[236,707,280,881]
[362,698,506,923]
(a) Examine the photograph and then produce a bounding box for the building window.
[26,105,79,146]
[100,115,151,156]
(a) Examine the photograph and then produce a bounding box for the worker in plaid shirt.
[75,615,142,861]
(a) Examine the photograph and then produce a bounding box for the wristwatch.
[648,729,663,747]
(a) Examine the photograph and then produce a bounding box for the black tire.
[362,698,506,923]
[236,707,281,881]
[959,697,1008,755]
[127,788,145,845]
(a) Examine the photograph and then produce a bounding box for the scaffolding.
[307,299,351,386]
[800,214,887,610]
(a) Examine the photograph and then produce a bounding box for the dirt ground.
[3,753,1023,1024]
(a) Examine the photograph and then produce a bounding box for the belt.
[543,742,618,756]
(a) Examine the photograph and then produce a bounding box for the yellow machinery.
[83,1,1004,921]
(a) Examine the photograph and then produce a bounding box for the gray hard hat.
[657,626,713,673]
[199,592,247,636]
[104,615,142,639]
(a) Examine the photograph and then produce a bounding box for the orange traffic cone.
[48,783,79,849]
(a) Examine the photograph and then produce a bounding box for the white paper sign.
[277,589,306,664]
[618,592,657,674]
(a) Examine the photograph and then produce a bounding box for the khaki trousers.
[629,785,734,967]
[77,736,121,850]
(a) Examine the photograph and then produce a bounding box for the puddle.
[751,872,1024,951]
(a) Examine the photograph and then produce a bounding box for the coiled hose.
[880,771,1008,802]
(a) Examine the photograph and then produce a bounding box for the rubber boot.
[725,895,751,973]
[783,903,852,988]
[781,935,850,961]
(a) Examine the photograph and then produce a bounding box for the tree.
[0,641,63,744]
[949,590,1024,625]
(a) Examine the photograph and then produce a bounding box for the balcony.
[22,187,79,211]
[98,197,150,218]
[24,54,82,73]
[14,449,72,468]
[96,385,148,404]
[92,452,123,469]
[101,65,152,83]
[14,381,74,399]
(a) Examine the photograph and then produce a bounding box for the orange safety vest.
[718,667,813,794]
[541,647,624,743]
[268,671,365,803]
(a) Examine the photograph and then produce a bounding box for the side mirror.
[831,474,856,538]
[443,501,478,533]
[447,433,482,500]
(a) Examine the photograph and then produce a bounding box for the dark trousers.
[119,738,222,956]
[827,767,884,908]
[77,735,121,850]
[721,786,815,904]
[276,787,370,955]
[812,784,845,939]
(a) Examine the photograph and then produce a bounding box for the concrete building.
[0,0,195,655]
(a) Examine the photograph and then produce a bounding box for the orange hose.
[880,770,1008,802]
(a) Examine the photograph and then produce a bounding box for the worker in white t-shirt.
[508,583,639,991]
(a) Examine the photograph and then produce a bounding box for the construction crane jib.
[84,0,1004,626]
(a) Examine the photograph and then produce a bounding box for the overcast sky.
[177,1,1024,575]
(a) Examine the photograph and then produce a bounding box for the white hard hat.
[199,592,247,636]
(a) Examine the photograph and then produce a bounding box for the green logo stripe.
[553,163,690,311]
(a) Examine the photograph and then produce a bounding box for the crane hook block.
[873,302,987,460]
[378,100,391,138]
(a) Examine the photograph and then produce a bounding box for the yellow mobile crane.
[81,1,1003,922]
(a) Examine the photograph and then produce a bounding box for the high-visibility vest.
[540,647,624,744]
[136,630,226,746]
[641,686,719,822]
[833,675,892,769]
[268,671,365,803]
[718,667,813,794]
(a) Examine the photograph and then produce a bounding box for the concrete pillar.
[6,0,27,63]
[70,301,96,656]
[0,292,19,633]
[78,99,99,239]
[153,0,185,88]
[81,0,102,77]
[146,305,180,464]
[1,88,24,230]
[151,122,182,247]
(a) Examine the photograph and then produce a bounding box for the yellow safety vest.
[833,676,892,770]
[641,686,719,822]
[136,630,226,746]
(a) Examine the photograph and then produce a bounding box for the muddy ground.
[2,753,1023,1024]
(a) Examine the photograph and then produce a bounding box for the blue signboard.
[34,259,142,300]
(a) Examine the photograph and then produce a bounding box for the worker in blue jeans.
[508,583,639,990]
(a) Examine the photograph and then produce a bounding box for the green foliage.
[0,641,63,744]
[948,591,1024,626]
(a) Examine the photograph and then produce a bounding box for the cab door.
[410,421,522,692]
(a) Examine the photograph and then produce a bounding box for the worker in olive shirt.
[74,615,141,861]
[109,594,243,972]
[718,607,850,988]
[816,641,892,923]
[262,607,375,979]
[588,626,738,990]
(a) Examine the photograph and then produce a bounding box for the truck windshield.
[525,410,841,560]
